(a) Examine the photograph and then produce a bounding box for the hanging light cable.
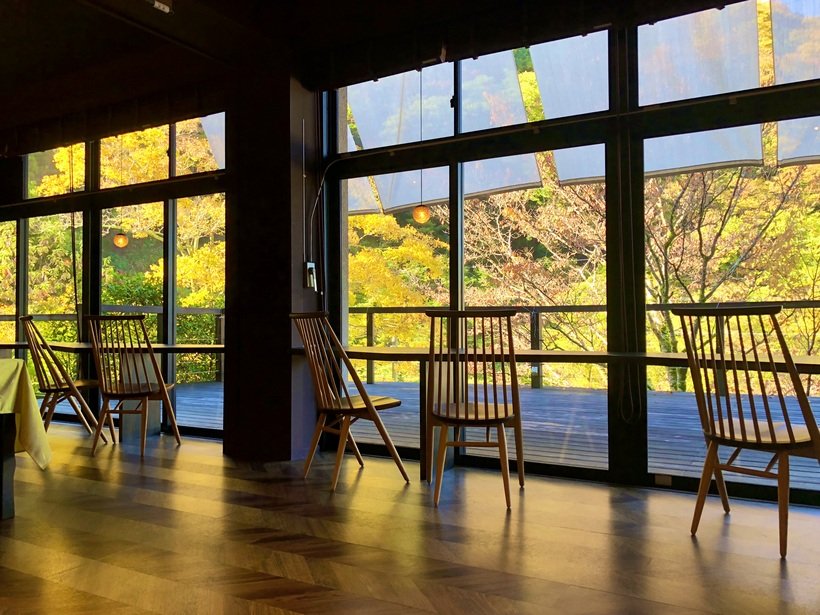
[413,69,431,224]
[68,145,81,341]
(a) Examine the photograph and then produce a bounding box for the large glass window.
[342,167,450,448]
[174,194,226,430]
[463,146,607,469]
[645,121,820,490]
[338,31,609,151]
[101,202,164,336]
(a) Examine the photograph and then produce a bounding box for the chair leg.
[330,416,351,491]
[41,394,57,430]
[303,413,327,478]
[433,425,449,507]
[370,411,410,483]
[72,390,107,444]
[497,425,511,509]
[714,466,731,514]
[777,453,790,559]
[692,440,719,536]
[425,416,435,484]
[161,386,182,445]
[65,395,93,434]
[91,401,110,456]
[513,414,525,488]
[346,432,365,467]
[140,399,149,459]
[107,406,117,443]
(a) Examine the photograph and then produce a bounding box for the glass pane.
[342,169,450,448]
[174,194,225,431]
[529,30,609,120]
[464,146,608,470]
[26,144,85,199]
[101,202,164,337]
[772,0,820,84]
[25,213,84,397]
[638,1,760,106]
[0,222,16,343]
[778,115,820,165]
[100,126,169,188]
[27,213,83,337]
[461,50,529,132]
[340,64,453,152]
[645,125,763,176]
[645,122,820,491]
[175,112,225,174]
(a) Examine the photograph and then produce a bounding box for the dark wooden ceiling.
[0,0,741,155]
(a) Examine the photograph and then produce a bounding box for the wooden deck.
[63,380,820,491]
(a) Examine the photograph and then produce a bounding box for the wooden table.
[0,358,52,519]
[48,341,225,441]
[342,347,820,479]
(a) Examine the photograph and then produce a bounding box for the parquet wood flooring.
[1,423,819,614]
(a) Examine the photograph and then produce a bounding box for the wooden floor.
[2,424,820,614]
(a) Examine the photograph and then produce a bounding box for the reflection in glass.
[461,50,528,132]
[341,64,453,152]
[638,1,759,106]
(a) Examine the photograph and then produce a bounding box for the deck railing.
[350,300,820,386]
[2,306,225,382]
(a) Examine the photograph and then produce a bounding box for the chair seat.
[710,418,816,450]
[105,382,165,397]
[321,394,400,413]
[431,402,515,425]
[74,378,99,389]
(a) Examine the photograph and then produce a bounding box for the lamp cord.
[68,145,80,342]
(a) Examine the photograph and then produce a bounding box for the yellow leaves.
[348,212,448,308]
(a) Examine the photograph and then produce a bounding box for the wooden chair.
[291,312,409,491]
[86,314,181,457]
[673,305,820,557]
[20,315,103,440]
[425,309,525,508]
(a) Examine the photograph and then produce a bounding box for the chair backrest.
[425,309,520,421]
[20,315,72,392]
[673,305,820,451]
[290,312,368,411]
[86,314,163,396]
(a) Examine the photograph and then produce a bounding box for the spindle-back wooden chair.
[20,315,102,439]
[425,309,525,508]
[291,312,409,491]
[86,314,181,457]
[673,304,820,557]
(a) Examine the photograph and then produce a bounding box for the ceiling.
[0,0,740,155]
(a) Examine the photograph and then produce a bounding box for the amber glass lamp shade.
[113,232,129,248]
[412,204,431,224]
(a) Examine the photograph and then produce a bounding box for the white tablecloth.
[0,359,51,469]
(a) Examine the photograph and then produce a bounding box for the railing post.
[366,311,375,384]
[530,309,541,389]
